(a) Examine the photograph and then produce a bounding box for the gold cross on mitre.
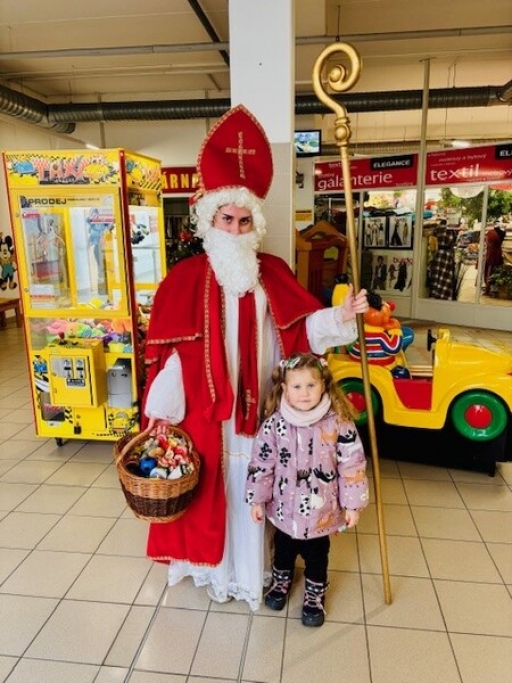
[225,130,256,180]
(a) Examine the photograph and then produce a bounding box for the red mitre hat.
[191,104,273,204]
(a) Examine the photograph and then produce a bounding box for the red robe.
[142,252,323,565]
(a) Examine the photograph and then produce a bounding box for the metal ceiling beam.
[186,0,229,66]
[0,25,510,61]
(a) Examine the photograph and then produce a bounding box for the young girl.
[246,353,369,627]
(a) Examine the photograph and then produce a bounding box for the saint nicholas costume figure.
[142,105,367,609]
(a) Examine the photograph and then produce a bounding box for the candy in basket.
[114,425,200,523]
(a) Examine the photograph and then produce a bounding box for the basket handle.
[117,427,154,464]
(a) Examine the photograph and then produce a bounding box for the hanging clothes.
[428,228,456,300]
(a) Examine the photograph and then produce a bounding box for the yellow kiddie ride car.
[328,303,512,443]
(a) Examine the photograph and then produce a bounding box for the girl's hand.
[250,504,265,524]
[339,285,369,322]
[344,509,361,529]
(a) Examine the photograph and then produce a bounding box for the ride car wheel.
[340,379,380,426]
[450,391,508,441]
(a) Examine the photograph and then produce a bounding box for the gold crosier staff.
[313,43,392,604]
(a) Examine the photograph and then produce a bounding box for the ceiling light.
[451,139,471,148]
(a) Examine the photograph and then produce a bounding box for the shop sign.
[425,143,512,185]
[161,166,199,194]
[3,151,121,186]
[314,154,418,193]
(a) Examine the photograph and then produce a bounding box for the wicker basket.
[114,426,200,523]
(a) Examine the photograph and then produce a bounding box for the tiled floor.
[1,322,512,683]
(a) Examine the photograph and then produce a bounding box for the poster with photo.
[369,250,414,297]
[363,216,387,248]
[388,214,413,249]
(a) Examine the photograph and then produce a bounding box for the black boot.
[302,578,328,627]
[264,567,293,611]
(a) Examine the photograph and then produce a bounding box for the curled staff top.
[312,42,362,147]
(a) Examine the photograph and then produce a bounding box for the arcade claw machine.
[2,149,167,443]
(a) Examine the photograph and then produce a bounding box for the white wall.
[81,119,208,166]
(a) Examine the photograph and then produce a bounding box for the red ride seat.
[393,377,433,410]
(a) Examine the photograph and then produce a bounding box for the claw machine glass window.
[128,203,163,304]
[69,204,122,307]
[126,182,166,306]
[21,209,71,309]
[18,193,127,313]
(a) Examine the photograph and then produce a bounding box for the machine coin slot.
[107,358,133,408]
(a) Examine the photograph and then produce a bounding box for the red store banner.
[314,154,418,193]
[314,143,512,193]
[161,166,198,195]
[425,143,512,185]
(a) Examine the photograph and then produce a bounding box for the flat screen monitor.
[294,130,321,157]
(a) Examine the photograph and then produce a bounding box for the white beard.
[203,229,260,296]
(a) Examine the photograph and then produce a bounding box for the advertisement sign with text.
[314,154,418,193]
[315,144,512,193]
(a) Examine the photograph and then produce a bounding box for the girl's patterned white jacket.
[246,410,369,540]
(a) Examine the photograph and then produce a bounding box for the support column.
[229,0,295,264]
